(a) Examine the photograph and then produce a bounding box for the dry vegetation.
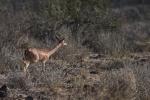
[0,0,150,100]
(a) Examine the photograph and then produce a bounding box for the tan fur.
[22,40,67,72]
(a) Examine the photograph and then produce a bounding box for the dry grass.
[0,53,149,100]
[0,1,149,100]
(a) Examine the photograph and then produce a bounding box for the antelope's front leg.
[42,60,47,72]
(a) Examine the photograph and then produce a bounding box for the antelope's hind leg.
[23,60,30,77]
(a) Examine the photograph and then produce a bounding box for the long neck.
[48,43,62,56]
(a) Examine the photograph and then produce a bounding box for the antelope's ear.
[55,35,60,41]
[62,38,65,41]
[59,38,65,43]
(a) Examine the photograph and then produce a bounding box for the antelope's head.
[56,35,67,46]
[60,39,67,46]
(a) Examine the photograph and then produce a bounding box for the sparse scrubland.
[0,0,150,100]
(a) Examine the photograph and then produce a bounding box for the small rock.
[25,96,33,100]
